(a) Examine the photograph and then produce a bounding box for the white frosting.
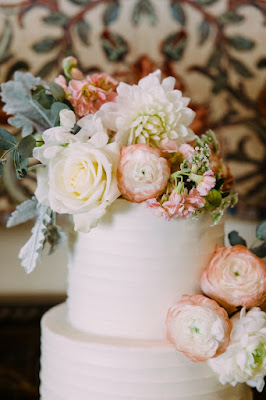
[68,199,224,340]
[40,304,252,400]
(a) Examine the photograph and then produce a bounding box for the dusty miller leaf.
[0,71,53,136]
[19,205,51,274]
[7,197,38,227]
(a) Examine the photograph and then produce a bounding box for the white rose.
[209,307,266,392]
[33,110,121,232]
[99,70,195,147]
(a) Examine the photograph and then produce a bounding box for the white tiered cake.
[40,199,253,399]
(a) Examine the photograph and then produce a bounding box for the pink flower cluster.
[146,188,205,220]
[55,73,117,118]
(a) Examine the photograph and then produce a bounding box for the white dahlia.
[209,307,266,392]
[99,70,195,148]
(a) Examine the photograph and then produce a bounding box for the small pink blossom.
[196,170,216,196]
[159,138,179,153]
[163,191,195,219]
[201,245,266,312]
[62,56,84,80]
[179,143,195,160]
[117,144,170,203]
[167,294,232,362]
[146,198,171,220]
[55,73,118,118]
[187,188,205,208]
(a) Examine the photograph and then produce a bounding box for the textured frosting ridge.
[67,199,224,340]
[40,304,252,400]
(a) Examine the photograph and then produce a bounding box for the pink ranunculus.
[146,198,171,221]
[117,144,170,203]
[196,170,216,196]
[201,245,266,312]
[166,294,232,362]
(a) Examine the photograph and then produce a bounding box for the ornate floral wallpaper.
[0,0,265,217]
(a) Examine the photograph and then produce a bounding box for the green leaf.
[0,128,17,150]
[7,197,38,227]
[103,0,120,26]
[76,19,90,45]
[46,222,67,255]
[18,205,51,273]
[230,57,253,78]
[12,149,28,179]
[132,0,157,26]
[32,85,54,109]
[212,73,227,94]
[32,37,60,53]
[161,31,187,61]
[18,135,36,158]
[228,36,255,51]
[170,1,186,26]
[51,102,70,126]
[0,163,3,178]
[198,20,211,45]
[256,221,266,240]
[48,82,65,102]
[250,242,266,258]
[43,12,68,26]
[205,189,222,210]
[228,230,247,247]
[101,31,129,62]
[257,57,266,69]
[219,11,244,25]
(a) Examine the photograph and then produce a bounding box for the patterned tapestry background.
[0,0,265,218]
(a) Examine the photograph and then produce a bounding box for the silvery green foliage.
[7,197,38,228]
[1,71,51,136]
[19,205,51,274]
[0,72,69,137]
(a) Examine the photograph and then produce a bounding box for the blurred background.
[0,0,265,399]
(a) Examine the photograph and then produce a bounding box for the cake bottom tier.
[40,304,253,400]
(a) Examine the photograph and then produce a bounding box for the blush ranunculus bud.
[166,294,232,362]
[117,144,170,203]
[201,245,266,312]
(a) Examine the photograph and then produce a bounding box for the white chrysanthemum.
[33,110,120,232]
[99,70,195,147]
[209,307,266,392]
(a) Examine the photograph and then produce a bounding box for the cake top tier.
[68,199,224,340]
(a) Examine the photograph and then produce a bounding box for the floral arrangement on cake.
[1,57,237,267]
[0,57,265,391]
